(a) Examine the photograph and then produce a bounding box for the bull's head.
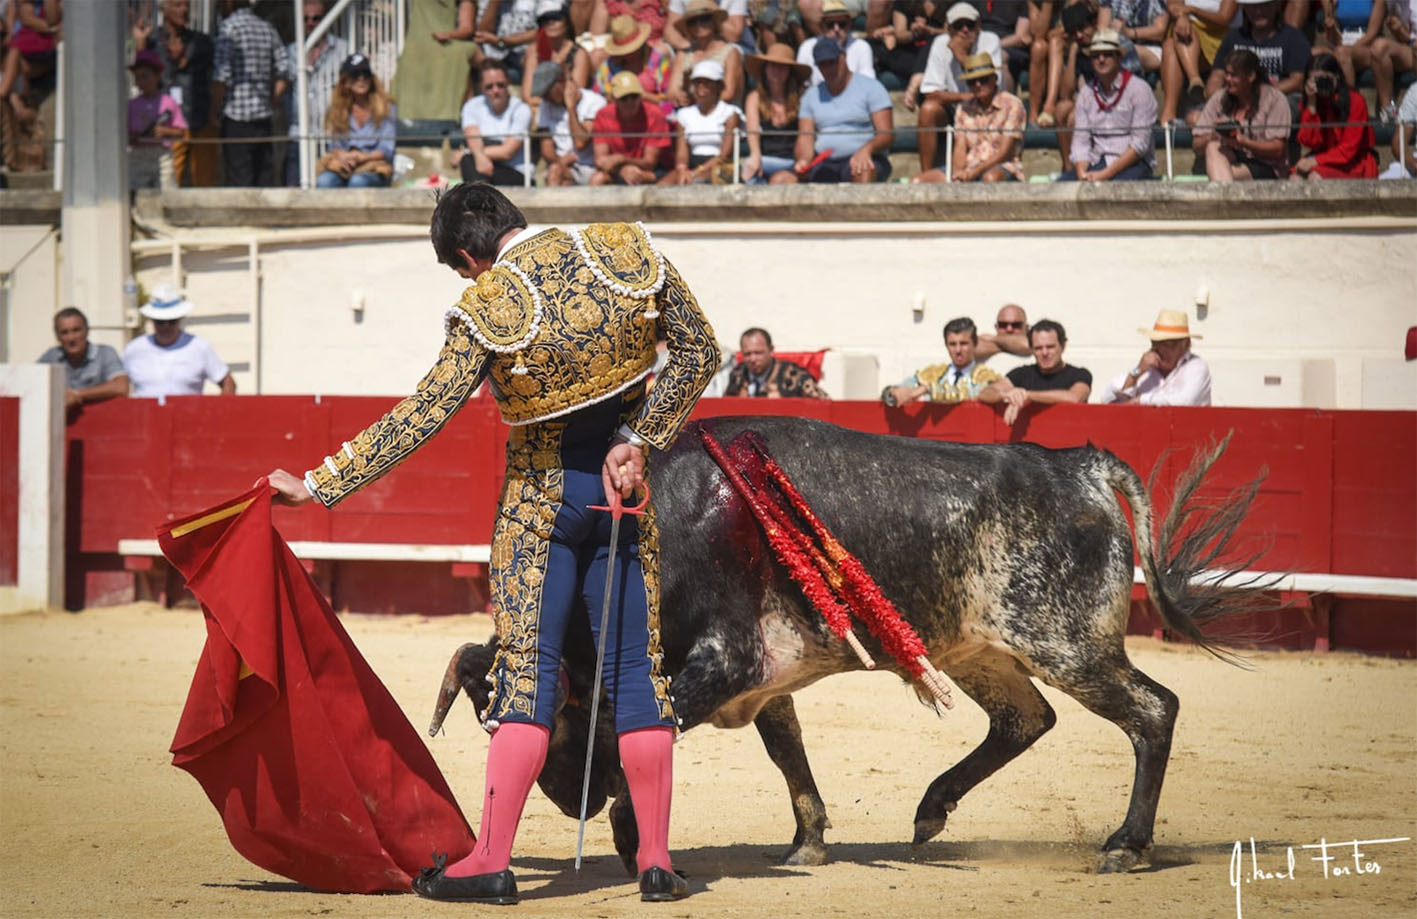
[429,640,623,819]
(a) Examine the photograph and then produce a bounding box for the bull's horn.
[428,642,476,737]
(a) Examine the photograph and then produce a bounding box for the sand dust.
[2,604,1413,919]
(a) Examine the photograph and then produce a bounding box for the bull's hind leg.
[914,651,1058,845]
[754,694,831,865]
[1034,652,1179,873]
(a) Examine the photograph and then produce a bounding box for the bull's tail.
[1104,433,1276,663]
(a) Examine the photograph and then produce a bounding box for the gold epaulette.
[571,222,667,303]
[446,262,543,376]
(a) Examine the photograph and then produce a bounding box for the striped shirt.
[214,8,294,122]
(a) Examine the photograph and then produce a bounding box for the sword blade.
[575,512,622,871]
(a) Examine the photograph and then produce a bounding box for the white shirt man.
[460,66,533,180]
[1096,310,1212,405]
[124,283,235,398]
[797,0,876,85]
[920,25,1003,93]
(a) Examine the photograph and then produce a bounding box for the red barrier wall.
[1,396,18,586]
[61,397,1416,650]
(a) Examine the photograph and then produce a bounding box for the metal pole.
[307,0,359,48]
[295,0,310,189]
[524,128,532,186]
[397,0,406,64]
[1400,120,1407,174]
[943,125,953,182]
[250,239,262,394]
[1164,122,1173,181]
[732,126,740,185]
[51,40,64,190]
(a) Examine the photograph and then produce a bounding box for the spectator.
[590,0,670,59]
[1293,50,1379,178]
[1027,0,1061,126]
[1204,0,1310,98]
[741,43,812,183]
[976,303,1033,360]
[1372,1,1415,121]
[458,60,532,185]
[913,51,1025,182]
[134,0,216,187]
[1039,0,1145,154]
[799,0,877,86]
[882,317,1002,405]
[910,3,1002,173]
[211,0,293,187]
[1061,28,1156,181]
[750,0,808,53]
[590,69,674,183]
[591,14,675,114]
[724,327,831,398]
[668,0,745,106]
[665,0,750,52]
[1163,0,1238,123]
[392,0,478,121]
[534,61,607,185]
[1379,81,1417,177]
[124,284,236,398]
[128,49,188,191]
[37,308,128,409]
[0,0,59,125]
[974,0,1033,87]
[282,0,347,187]
[788,37,895,182]
[868,0,945,89]
[1098,0,1172,116]
[1193,48,1292,180]
[477,0,539,77]
[1321,0,1385,113]
[979,318,1091,425]
[521,0,590,99]
[666,60,742,184]
[1032,0,1095,129]
[315,54,397,188]
[1096,308,1212,405]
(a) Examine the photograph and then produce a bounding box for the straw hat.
[1086,28,1124,56]
[604,14,651,56]
[681,0,728,24]
[745,43,811,84]
[1139,309,1201,341]
[959,52,997,82]
[140,282,194,321]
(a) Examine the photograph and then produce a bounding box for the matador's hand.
[266,468,315,507]
[602,441,646,502]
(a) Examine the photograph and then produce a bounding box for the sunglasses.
[950,20,978,30]
[824,18,850,29]
[687,14,715,26]
[965,75,994,86]
[996,320,1024,330]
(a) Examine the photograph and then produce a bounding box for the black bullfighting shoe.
[412,856,519,905]
[637,866,689,902]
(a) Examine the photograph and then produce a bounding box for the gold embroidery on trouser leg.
[636,452,676,723]
[486,422,565,722]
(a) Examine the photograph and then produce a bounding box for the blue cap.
[812,37,844,64]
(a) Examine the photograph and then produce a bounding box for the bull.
[429,416,1269,875]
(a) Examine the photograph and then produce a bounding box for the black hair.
[429,183,528,268]
[1028,319,1067,347]
[1305,52,1351,122]
[54,307,88,330]
[943,317,977,342]
[740,327,773,349]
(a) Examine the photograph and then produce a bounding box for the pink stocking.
[619,726,675,874]
[445,722,549,877]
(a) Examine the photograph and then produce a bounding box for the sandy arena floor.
[2,604,1413,919]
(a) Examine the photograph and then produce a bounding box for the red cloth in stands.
[1297,91,1377,179]
[164,481,474,893]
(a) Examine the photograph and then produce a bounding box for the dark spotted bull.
[429,416,1268,875]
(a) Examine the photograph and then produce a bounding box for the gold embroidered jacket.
[305,223,719,507]
[907,361,1001,403]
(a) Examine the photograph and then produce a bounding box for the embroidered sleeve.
[304,326,488,508]
[626,258,719,450]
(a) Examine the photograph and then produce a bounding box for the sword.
[575,482,650,871]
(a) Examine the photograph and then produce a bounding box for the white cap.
[689,59,725,83]
[945,2,980,22]
[139,282,193,321]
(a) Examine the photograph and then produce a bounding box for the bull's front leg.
[753,694,831,865]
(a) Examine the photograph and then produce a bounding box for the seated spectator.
[0,0,60,124]
[785,37,895,182]
[724,327,831,398]
[910,3,1003,172]
[1372,2,1415,122]
[1193,48,1291,180]
[1027,0,1062,127]
[393,0,477,121]
[128,50,188,191]
[665,60,742,184]
[751,0,808,54]
[1098,0,1169,86]
[979,318,1091,425]
[591,14,675,114]
[665,0,750,52]
[521,0,590,100]
[458,59,532,185]
[124,284,236,398]
[976,0,1032,88]
[667,0,745,106]
[1293,51,1378,179]
[882,317,1002,405]
[590,0,670,61]
[1033,1,1110,129]
[1096,308,1212,405]
[1379,81,1417,178]
[976,303,1032,360]
[741,43,812,183]
[1204,0,1310,98]
[799,0,878,85]
[1321,0,1383,113]
[1164,0,1238,123]
[913,52,1025,182]
[315,54,397,188]
[1060,28,1156,181]
[1049,3,1146,167]
[37,308,129,409]
[534,61,608,185]
[477,0,539,78]
[868,0,945,89]
[590,69,674,183]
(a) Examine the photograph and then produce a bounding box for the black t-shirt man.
[1006,362,1094,392]
[1214,23,1311,86]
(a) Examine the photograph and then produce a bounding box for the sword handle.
[588,482,651,518]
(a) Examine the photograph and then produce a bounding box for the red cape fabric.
[164,481,475,893]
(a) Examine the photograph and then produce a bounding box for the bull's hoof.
[782,843,828,866]
[911,800,957,846]
[1097,847,1143,874]
[618,849,638,877]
